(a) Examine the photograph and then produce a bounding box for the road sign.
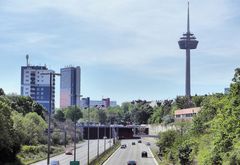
[70,161,80,165]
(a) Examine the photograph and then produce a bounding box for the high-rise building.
[178,2,199,97]
[60,66,81,108]
[21,55,55,112]
[81,97,117,109]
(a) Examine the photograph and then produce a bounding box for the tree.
[0,101,21,164]
[54,109,66,122]
[65,106,83,122]
[178,144,192,165]
[96,109,107,124]
[157,130,178,155]
[175,96,194,109]
[22,112,47,145]
[7,95,46,119]
[0,88,5,96]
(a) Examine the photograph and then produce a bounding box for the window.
[176,115,181,118]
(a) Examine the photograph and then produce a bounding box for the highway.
[32,139,113,165]
[103,139,158,165]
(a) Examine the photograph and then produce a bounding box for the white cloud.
[1,0,240,87]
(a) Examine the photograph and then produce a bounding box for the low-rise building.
[175,107,201,121]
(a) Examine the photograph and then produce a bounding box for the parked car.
[121,144,127,149]
[138,140,142,143]
[50,160,60,165]
[141,151,148,157]
[146,142,151,146]
[127,160,137,165]
[65,148,73,155]
[132,142,136,145]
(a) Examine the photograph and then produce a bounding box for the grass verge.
[18,145,65,165]
[150,147,162,165]
[90,141,120,165]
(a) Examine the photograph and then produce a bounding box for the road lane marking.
[102,146,121,165]
[147,146,158,165]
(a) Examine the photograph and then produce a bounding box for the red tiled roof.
[175,107,201,115]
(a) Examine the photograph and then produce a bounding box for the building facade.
[60,66,81,108]
[21,65,55,112]
[81,97,117,109]
[175,107,201,121]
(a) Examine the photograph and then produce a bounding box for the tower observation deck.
[178,2,198,97]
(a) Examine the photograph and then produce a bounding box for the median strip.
[89,141,120,165]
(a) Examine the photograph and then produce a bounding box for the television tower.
[178,1,198,97]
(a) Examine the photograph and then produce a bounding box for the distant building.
[224,88,230,94]
[175,107,201,121]
[60,66,81,108]
[21,55,55,112]
[81,97,117,109]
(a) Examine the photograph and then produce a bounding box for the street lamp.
[41,72,61,165]
[73,94,82,162]
[104,125,106,151]
[85,97,90,165]
[97,122,100,158]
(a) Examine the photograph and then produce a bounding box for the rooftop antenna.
[187,1,190,33]
[26,54,29,66]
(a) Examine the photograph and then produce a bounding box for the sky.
[0,0,240,107]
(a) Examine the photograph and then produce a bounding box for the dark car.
[138,140,142,143]
[141,151,148,157]
[121,144,127,149]
[127,160,137,165]
[65,148,73,155]
[146,142,151,146]
[132,142,136,145]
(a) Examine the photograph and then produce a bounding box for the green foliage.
[64,106,83,122]
[7,95,46,119]
[18,145,64,164]
[12,111,47,145]
[54,109,66,122]
[178,144,192,165]
[157,130,178,154]
[0,88,5,96]
[97,109,107,124]
[0,100,21,164]
[175,96,194,109]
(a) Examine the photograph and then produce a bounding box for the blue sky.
[0,0,240,106]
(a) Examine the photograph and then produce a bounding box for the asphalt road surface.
[32,139,113,165]
[103,139,158,165]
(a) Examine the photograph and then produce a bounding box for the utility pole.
[41,72,60,165]
[73,94,82,162]
[109,124,111,147]
[97,123,100,157]
[104,125,106,151]
[87,97,90,165]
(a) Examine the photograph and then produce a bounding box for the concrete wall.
[146,124,176,135]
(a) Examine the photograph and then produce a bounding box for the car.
[141,151,148,157]
[65,148,73,155]
[132,142,136,145]
[121,144,127,149]
[50,160,60,165]
[146,142,151,146]
[127,160,137,165]
[138,140,142,143]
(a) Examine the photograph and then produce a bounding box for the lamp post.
[104,125,106,151]
[109,123,111,147]
[73,94,82,162]
[86,97,90,165]
[97,122,100,158]
[42,72,61,165]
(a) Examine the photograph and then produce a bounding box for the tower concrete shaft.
[178,2,198,97]
[186,49,190,97]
